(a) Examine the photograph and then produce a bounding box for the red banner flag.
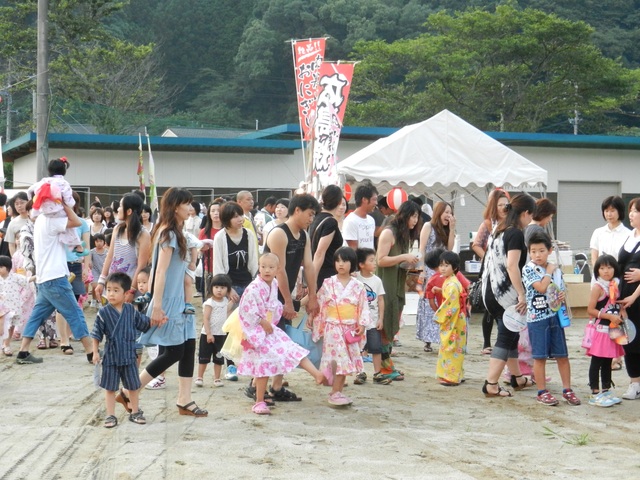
[293,38,326,140]
[310,62,355,192]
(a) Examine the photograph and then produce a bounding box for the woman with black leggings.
[118,187,208,417]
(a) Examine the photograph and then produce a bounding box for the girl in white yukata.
[236,253,325,415]
[312,247,371,406]
[27,157,88,257]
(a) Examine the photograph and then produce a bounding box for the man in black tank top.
[262,194,320,400]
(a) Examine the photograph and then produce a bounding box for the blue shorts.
[100,363,141,392]
[364,328,382,354]
[528,314,568,359]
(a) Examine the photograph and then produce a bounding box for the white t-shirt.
[34,215,70,283]
[590,223,631,260]
[201,297,229,336]
[356,272,385,330]
[342,213,375,249]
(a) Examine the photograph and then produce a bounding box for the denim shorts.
[528,314,568,359]
[365,328,382,354]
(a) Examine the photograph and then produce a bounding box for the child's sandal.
[104,415,118,428]
[129,411,146,424]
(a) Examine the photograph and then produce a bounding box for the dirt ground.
[0,301,637,480]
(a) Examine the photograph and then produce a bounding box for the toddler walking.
[312,247,371,406]
[522,231,581,406]
[584,254,624,406]
[91,272,151,427]
[0,255,35,356]
[196,274,235,387]
[27,157,88,257]
[236,253,325,415]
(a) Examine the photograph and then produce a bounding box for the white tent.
[337,110,547,198]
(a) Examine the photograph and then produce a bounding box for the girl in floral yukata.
[434,251,467,386]
[312,247,371,406]
[236,253,325,415]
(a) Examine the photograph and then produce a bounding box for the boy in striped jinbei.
[91,272,150,428]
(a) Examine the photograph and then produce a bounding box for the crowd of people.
[4,160,640,427]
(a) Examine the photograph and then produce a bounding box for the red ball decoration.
[344,183,352,201]
[386,187,408,211]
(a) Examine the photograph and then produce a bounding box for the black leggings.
[588,356,613,391]
[624,350,640,378]
[482,311,496,349]
[146,339,196,379]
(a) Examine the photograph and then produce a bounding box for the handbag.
[582,320,598,349]
[331,283,363,344]
[469,280,484,311]
[284,313,322,369]
[344,329,361,344]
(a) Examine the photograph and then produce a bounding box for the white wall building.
[4,126,640,253]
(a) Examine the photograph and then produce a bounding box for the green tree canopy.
[347,4,637,132]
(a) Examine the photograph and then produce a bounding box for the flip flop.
[612,361,623,371]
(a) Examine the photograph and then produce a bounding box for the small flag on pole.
[0,137,5,193]
[145,131,158,213]
[137,133,145,192]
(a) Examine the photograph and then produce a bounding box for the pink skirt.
[586,327,624,358]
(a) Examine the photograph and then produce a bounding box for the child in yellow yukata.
[312,247,371,406]
[434,251,467,386]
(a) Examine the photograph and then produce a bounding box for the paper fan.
[609,319,637,345]
[503,305,527,332]
[546,283,563,312]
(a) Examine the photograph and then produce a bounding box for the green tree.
[0,0,167,135]
[348,4,637,132]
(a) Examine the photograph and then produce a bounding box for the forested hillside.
[1,0,639,136]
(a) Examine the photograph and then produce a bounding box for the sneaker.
[588,392,616,408]
[195,377,203,387]
[133,292,151,306]
[225,365,238,381]
[536,390,559,406]
[601,390,622,404]
[622,382,640,400]
[562,388,582,406]
[213,379,224,387]
[353,372,367,385]
[16,353,43,364]
[145,375,166,390]
[373,372,393,385]
[328,391,352,406]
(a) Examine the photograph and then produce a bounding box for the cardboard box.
[566,282,591,308]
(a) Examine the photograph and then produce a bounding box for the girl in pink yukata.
[312,247,371,406]
[236,253,325,415]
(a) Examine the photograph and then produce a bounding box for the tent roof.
[337,110,547,196]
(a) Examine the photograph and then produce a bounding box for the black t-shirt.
[309,212,343,289]
[226,229,252,287]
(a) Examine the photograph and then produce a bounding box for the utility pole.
[36,0,48,180]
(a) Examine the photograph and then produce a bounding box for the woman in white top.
[140,203,154,233]
[590,196,630,264]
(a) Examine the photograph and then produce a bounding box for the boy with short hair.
[89,233,107,308]
[355,248,392,385]
[522,231,581,406]
[91,272,151,428]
